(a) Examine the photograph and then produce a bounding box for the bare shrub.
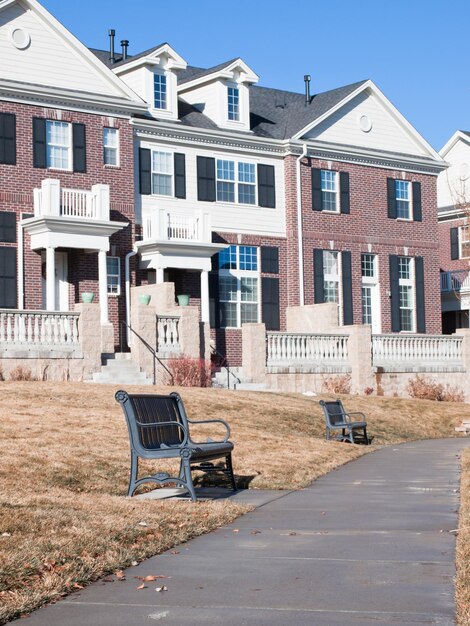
[9,366,36,382]
[364,387,374,396]
[407,375,464,402]
[322,374,351,395]
[168,356,212,387]
[0,367,4,382]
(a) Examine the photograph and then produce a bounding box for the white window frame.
[106,256,121,296]
[459,225,470,259]
[227,85,240,121]
[321,170,339,213]
[216,158,257,205]
[218,245,259,328]
[153,72,167,110]
[395,180,412,220]
[361,253,379,328]
[103,127,119,167]
[398,256,415,332]
[151,150,173,197]
[323,250,342,321]
[46,120,72,171]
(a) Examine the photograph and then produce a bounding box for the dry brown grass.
[456,447,470,625]
[0,382,468,624]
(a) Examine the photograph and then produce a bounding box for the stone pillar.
[178,307,202,359]
[457,329,470,371]
[130,294,158,382]
[200,270,209,323]
[242,323,267,383]
[346,324,375,394]
[98,250,109,324]
[45,246,55,311]
[75,302,102,379]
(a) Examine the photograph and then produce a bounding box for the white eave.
[439,131,470,158]
[113,44,187,75]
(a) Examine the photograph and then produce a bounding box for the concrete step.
[91,354,152,385]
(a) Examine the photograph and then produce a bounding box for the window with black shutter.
[32,118,46,169]
[174,153,186,199]
[341,250,353,324]
[72,123,86,173]
[389,255,400,332]
[412,182,422,221]
[313,248,324,303]
[139,148,151,195]
[197,156,216,202]
[450,227,459,260]
[261,246,279,274]
[0,113,16,165]
[312,168,322,211]
[0,248,17,308]
[257,164,276,208]
[262,277,280,330]
[415,256,426,333]
[0,212,16,243]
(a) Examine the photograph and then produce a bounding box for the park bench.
[115,390,237,501]
[319,399,371,445]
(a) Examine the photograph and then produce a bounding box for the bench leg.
[226,453,237,492]
[128,451,139,497]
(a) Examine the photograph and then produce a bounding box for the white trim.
[113,43,187,75]
[177,58,259,93]
[439,131,470,158]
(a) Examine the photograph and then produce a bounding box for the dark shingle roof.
[178,59,240,85]
[90,44,167,69]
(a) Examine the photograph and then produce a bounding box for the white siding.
[180,80,250,130]
[438,139,470,211]
[0,3,120,96]
[179,82,221,127]
[304,91,428,157]
[137,139,285,237]
[119,67,146,99]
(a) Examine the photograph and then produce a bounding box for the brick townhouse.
[0,0,447,373]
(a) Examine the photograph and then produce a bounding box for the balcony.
[144,209,211,243]
[441,270,470,293]
[33,179,110,220]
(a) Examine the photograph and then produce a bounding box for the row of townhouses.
[0,0,468,390]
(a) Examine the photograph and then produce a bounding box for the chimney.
[121,39,129,60]
[109,29,116,64]
[304,75,311,105]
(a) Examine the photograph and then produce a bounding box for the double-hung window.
[152,151,173,196]
[227,86,240,121]
[107,256,120,295]
[460,225,470,259]
[321,170,339,212]
[361,253,378,326]
[154,74,167,110]
[395,180,411,219]
[398,256,414,331]
[323,251,341,305]
[103,127,119,166]
[218,245,259,327]
[46,120,71,170]
[216,159,256,205]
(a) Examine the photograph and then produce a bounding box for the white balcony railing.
[372,334,463,366]
[441,269,470,293]
[144,209,212,243]
[0,311,80,348]
[267,333,349,367]
[156,315,180,353]
[33,179,110,221]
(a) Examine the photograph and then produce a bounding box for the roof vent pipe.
[109,29,116,64]
[121,39,129,60]
[304,74,311,105]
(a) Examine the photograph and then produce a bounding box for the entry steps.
[211,367,267,391]
[92,353,152,385]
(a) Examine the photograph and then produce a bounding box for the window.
[216,159,256,205]
[151,151,173,196]
[323,250,340,304]
[395,180,411,219]
[154,74,167,110]
[218,245,259,327]
[107,257,120,295]
[103,128,119,166]
[227,86,239,121]
[398,256,414,331]
[361,254,377,325]
[46,120,71,170]
[321,170,339,212]
[460,225,470,259]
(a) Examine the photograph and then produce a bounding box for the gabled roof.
[178,60,240,85]
[178,58,258,90]
[440,130,470,158]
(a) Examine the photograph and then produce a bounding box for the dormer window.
[227,86,240,121]
[154,73,167,110]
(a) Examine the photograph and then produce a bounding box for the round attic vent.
[358,114,372,133]
[9,27,31,50]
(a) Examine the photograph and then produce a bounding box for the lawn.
[0,381,468,624]
[457,447,470,626]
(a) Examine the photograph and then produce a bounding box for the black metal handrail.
[210,346,241,390]
[120,321,174,386]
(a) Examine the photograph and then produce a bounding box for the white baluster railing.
[61,188,96,218]
[156,316,180,353]
[167,213,199,241]
[372,334,463,366]
[0,311,80,349]
[267,333,349,367]
[33,180,109,220]
[440,269,470,293]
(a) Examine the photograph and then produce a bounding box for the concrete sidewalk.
[12,439,469,625]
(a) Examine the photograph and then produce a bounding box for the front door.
[41,251,69,311]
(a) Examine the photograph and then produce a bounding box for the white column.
[200,270,210,323]
[156,268,164,284]
[98,250,109,324]
[46,246,56,311]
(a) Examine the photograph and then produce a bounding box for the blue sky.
[41,0,468,151]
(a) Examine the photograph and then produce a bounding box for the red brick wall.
[438,216,469,271]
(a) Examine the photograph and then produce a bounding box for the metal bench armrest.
[187,418,231,443]
[343,411,366,422]
[135,419,189,445]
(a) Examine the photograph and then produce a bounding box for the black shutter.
[450,227,459,260]
[32,118,46,168]
[412,181,422,222]
[415,256,426,333]
[209,254,219,328]
[0,212,16,243]
[387,178,397,219]
[261,246,279,274]
[339,172,350,214]
[389,255,400,332]
[257,164,276,208]
[139,148,151,195]
[0,248,17,308]
[312,168,322,211]
[341,251,353,325]
[72,123,86,173]
[174,153,186,199]
[313,248,324,303]
[197,156,216,202]
[0,113,16,165]
[262,277,280,330]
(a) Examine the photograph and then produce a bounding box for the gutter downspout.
[125,248,137,348]
[18,213,28,310]
[296,143,308,306]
